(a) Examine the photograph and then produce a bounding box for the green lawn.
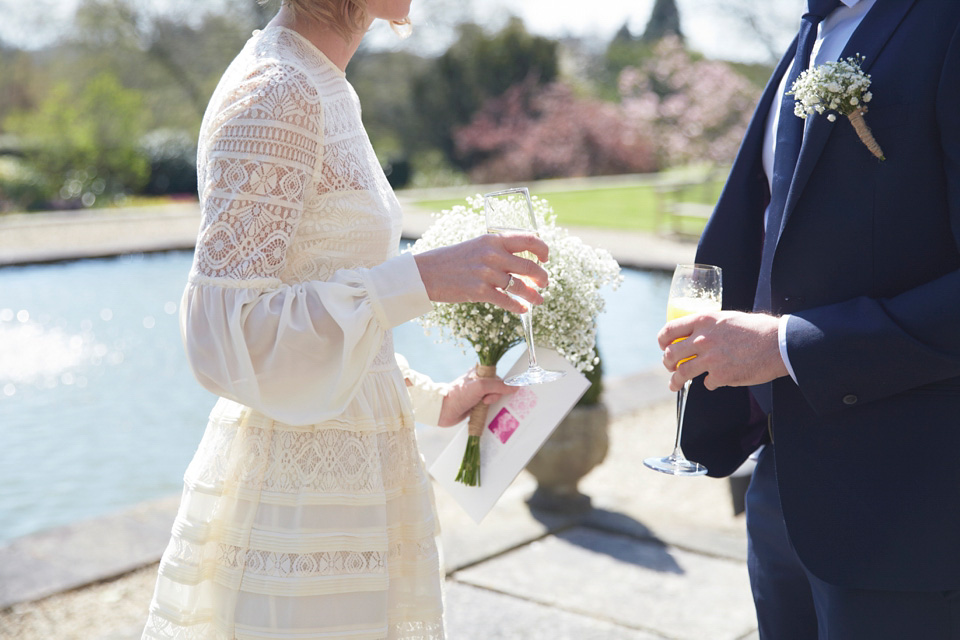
[413,180,723,236]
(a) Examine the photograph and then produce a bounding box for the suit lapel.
[777,0,918,240]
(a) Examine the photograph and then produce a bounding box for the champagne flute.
[484,187,565,386]
[644,263,722,476]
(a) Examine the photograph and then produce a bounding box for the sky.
[0,0,803,64]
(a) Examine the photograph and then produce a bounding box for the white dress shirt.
[765,0,876,383]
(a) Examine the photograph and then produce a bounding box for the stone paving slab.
[455,526,755,640]
[92,578,667,640]
[444,581,662,639]
[0,496,179,610]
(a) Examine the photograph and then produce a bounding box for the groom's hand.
[658,311,789,392]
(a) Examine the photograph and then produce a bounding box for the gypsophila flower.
[789,55,872,119]
[788,54,885,160]
[407,194,622,372]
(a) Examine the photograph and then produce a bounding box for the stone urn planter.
[525,357,609,513]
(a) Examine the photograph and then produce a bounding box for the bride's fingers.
[503,254,548,289]
[487,287,529,314]
[498,233,549,263]
[503,275,543,307]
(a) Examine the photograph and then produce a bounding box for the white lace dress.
[142,26,446,640]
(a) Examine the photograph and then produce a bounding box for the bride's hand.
[414,233,549,315]
[437,367,517,427]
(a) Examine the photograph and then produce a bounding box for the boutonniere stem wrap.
[789,54,885,161]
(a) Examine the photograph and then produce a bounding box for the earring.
[391,17,412,39]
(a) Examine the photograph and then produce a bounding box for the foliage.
[409,194,621,371]
[0,46,46,128]
[600,25,657,99]
[454,78,658,183]
[69,0,255,131]
[619,36,761,167]
[0,157,48,212]
[349,49,430,186]
[139,128,198,196]
[411,18,559,170]
[5,72,150,207]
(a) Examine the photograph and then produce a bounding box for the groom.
[658,0,960,636]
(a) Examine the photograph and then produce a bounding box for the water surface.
[0,251,670,542]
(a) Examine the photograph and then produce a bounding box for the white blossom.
[788,54,873,120]
[407,194,622,371]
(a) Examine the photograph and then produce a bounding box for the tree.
[454,78,658,183]
[5,71,150,206]
[69,0,254,130]
[411,17,559,170]
[701,0,802,65]
[0,45,45,127]
[641,0,684,43]
[619,37,760,167]
[601,23,653,100]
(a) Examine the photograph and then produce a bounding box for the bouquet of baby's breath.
[410,194,622,486]
[789,54,885,160]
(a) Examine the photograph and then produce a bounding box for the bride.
[141,1,549,638]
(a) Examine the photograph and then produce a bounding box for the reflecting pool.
[0,250,670,542]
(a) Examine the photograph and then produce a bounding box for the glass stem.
[672,379,693,459]
[520,308,540,370]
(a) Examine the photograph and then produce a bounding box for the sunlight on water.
[0,318,115,391]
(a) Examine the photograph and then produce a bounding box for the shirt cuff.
[362,252,433,329]
[779,314,799,384]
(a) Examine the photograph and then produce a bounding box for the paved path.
[0,190,757,639]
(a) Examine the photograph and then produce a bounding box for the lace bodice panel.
[193,26,403,287]
[180,26,432,427]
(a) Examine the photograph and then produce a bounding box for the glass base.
[643,455,708,476]
[504,367,566,386]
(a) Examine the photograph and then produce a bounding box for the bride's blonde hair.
[263,0,411,40]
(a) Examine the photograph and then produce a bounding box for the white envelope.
[429,349,590,523]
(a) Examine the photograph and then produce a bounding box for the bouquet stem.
[455,364,497,487]
[848,107,885,161]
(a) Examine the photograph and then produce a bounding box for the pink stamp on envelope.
[488,408,519,443]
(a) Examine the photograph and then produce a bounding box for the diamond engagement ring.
[505,275,515,291]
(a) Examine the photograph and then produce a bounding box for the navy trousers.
[746,444,960,639]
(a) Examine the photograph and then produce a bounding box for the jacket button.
[842,394,858,405]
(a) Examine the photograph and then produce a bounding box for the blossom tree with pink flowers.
[619,36,761,167]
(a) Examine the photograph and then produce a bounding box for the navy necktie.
[752,0,840,415]
[754,0,841,314]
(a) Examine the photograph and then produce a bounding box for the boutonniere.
[788,54,885,161]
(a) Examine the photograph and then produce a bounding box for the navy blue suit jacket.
[682,0,960,591]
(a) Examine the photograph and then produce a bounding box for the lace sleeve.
[183,62,431,426]
[193,61,320,284]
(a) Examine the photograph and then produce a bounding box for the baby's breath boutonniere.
[789,54,885,161]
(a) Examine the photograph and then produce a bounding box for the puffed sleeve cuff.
[361,252,433,329]
[395,353,447,426]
